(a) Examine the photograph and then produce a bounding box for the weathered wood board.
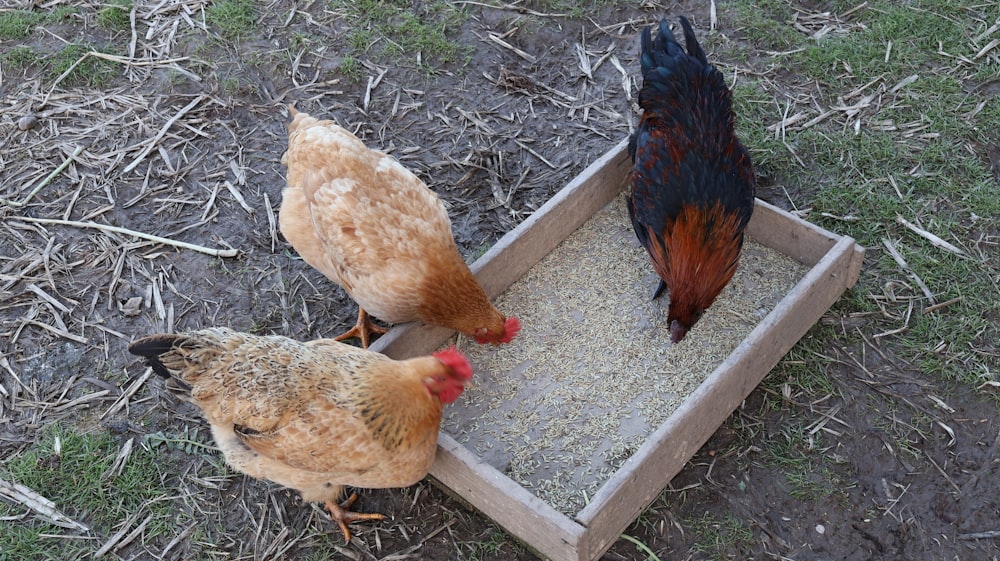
[371,138,865,561]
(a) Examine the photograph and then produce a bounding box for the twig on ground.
[9,216,238,257]
[264,193,278,252]
[514,140,559,169]
[881,238,936,304]
[924,450,961,495]
[1,146,85,208]
[25,319,88,344]
[619,534,662,561]
[958,530,1000,540]
[94,512,154,558]
[102,368,156,420]
[488,32,537,63]
[122,94,209,174]
[0,477,89,531]
[453,0,567,17]
[896,215,967,257]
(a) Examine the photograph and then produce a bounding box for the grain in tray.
[443,192,808,514]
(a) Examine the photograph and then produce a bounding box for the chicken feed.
[444,192,808,515]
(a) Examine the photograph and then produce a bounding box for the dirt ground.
[2,1,999,560]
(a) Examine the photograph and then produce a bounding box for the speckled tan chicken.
[128,327,472,541]
[279,106,519,348]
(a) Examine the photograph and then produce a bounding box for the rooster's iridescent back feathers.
[628,17,756,343]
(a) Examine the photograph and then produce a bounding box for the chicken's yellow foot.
[334,308,388,349]
[324,492,386,542]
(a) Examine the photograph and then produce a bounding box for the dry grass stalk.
[881,237,936,304]
[101,368,155,420]
[9,216,239,257]
[487,32,538,63]
[122,94,210,173]
[93,511,152,558]
[1,146,85,208]
[0,477,89,531]
[922,296,961,314]
[896,215,966,257]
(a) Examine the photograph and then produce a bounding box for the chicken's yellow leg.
[335,308,388,348]
[325,492,386,542]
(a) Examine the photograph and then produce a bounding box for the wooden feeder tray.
[371,138,865,561]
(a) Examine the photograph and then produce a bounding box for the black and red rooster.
[628,17,757,343]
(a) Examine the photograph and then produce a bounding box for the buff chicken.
[628,17,756,343]
[128,327,472,541]
[279,106,520,348]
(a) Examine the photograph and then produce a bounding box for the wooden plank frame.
[371,138,865,561]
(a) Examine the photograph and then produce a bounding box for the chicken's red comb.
[500,316,522,344]
[432,346,473,380]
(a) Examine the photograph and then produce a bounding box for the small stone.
[18,114,38,131]
[815,524,826,535]
[120,296,143,317]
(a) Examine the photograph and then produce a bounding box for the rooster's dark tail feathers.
[640,17,708,78]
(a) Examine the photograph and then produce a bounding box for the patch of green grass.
[0,9,43,39]
[0,523,69,561]
[289,30,312,52]
[220,73,262,99]
[0,425,171,559]
[796,115,998,383]
[733,0,803,51]
[206,0,255,40]
[300,533,343,561]
[0,45,39,71]
[874,406,933,459]
[765,336,840,400]
[347,29,371,51]
[751,424,850,501]
[339,54,361,80]
[786,464,847,501]
[458,525,510,561]
[795,1,969,86]
[47,5,79,21]
[686,513,755,560]
[46,43,118,88]
[96,0,132,31]
[730,80,800,174]
[330,0,471,68]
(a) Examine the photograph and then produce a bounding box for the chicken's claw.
[335,308,389,348]
[325,492,386,543]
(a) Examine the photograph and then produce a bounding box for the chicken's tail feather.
[129,334,183,378]
[637,16,723,119]
[639,20,680,78]
[128,334,197,397]
[677,16,707,65]
[651,279,667,301]
[639,16,709,82]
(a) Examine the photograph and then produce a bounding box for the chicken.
[128,327,472,542]
[279,106,520,348]
[627,17,756,343]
